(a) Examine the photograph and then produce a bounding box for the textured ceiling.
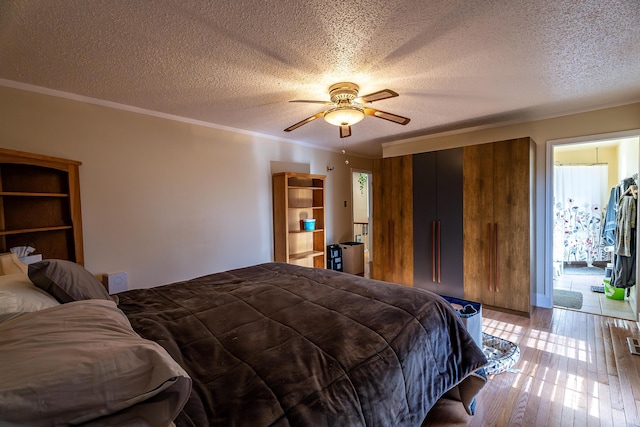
[1,0,639,157]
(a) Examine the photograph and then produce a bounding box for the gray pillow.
[0,299,191,425]
[28,259,117,304]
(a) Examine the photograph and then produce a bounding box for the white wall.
[383,102,640,307]
[618,137,640,180]
[0,86,371,288]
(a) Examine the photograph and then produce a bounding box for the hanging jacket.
[601,187,617,246]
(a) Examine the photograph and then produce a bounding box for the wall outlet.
[102,272,128,294]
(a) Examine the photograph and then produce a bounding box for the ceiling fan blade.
[364,108,410,125]
[358,89,399,103]
[339,125,351,138]
[289,100,334,105]
[284,112,326,132]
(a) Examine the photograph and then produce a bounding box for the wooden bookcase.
[273,172,326,268]
[0,148,84,265]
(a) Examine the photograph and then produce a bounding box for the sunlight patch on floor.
[523,328,589,363]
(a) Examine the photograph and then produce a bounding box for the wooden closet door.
[372,155,413,285]
[463,143,495,306]
[492,138,531,313]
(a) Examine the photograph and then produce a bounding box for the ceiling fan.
[284,82,411,138]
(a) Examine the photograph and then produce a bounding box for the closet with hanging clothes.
[607,173,638,292]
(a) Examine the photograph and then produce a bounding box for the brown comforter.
[117,262,486,426]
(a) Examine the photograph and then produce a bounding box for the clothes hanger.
[619,184,638,201]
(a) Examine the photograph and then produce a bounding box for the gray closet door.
[413,148,464,298]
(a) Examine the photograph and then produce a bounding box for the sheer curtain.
[553,165,608,265]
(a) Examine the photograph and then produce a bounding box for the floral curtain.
[553,165,609,265]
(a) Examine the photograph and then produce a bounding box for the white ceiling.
[1,0,639,157]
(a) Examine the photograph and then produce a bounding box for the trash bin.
[327,244,343,271]
[441,296,483,350]
[340,241,364,275]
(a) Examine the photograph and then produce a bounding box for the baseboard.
[563,261,608,269]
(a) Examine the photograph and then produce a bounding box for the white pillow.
[0,273,60,322]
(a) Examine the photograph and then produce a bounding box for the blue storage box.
[302,219,316,231]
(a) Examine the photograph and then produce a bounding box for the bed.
[0,258,487,426]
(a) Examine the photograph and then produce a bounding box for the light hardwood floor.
[423,307,640,426]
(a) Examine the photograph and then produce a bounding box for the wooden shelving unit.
[273,172,326,268]
[0,148,84,265]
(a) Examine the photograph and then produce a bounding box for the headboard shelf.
[0,148,83,265]
[0,225,73,236]
[0,192,69,197]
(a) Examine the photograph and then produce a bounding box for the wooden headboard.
[0,148,83,265]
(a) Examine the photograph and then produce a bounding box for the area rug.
[563,266,605,275]
[482,333,520,375]
[553,289,583,310]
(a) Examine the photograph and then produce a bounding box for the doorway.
[351,170,372,278]
[548,133,639,320]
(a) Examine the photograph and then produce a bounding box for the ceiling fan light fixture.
[285,82,409,135]
[323,107,365,127]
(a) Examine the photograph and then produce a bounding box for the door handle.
[488,223,493,292]
[431,221,436,282]
[436,221,441,283]
[389,220,394,278]
[494,223,499,292]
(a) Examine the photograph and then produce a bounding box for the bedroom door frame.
[545,129,640,322]
[351,168,372,268]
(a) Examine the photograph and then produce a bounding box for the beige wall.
[0,86,371,288]
[383,102,640,307]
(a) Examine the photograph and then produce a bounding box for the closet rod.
[554,161,608,166]
[620,173,638,183]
